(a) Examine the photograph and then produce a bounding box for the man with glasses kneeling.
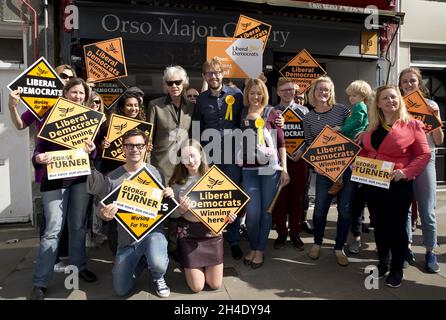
[87,129,174,298]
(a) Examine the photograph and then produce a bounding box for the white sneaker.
[53,261,67,273]
[348,240,361,254]
[154,277,170,298]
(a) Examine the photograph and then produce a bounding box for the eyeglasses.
[204,71,222,77]
[295,96,304,100]
[92,100,101,104]
[166,80,183,86]
[123,143,146,150]
[60,73,75,80]
[187,94,199,98]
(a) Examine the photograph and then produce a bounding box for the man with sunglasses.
[87,129,173,298]
[193,58,245,260]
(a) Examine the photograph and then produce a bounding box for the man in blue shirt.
[193,58,244,260]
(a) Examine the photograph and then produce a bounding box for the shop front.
[65,1,400,105]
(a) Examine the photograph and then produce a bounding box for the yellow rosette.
[225,95,235,121]
[255,117,265,145]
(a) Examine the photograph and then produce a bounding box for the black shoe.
[290,235,305,251]
[371,263,389,279]
[273,234,287,249]
[29,286,46,300]
[403,249,415,268]
[251,260,264,269]
[79,269,97,282]
[386,270,403,288]
[301,221,314,234]
[230,245,243,260]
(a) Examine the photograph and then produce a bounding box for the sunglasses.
[166,80,182,86]
[92,100,101,104]
[60,73,75,80]
[187,94,199,98]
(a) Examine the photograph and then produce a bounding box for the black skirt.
[177,218,224,268]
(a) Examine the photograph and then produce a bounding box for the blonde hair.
[368,85,412,131]
[202,58,224,75]
[346,80,374,106]
[276,77,294,88]
[307,76,336,108]
[87,91,104,113]
[243,78,269,108]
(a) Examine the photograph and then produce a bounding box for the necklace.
[317,115,321,120]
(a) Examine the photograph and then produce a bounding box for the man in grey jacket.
[87,129,174,298]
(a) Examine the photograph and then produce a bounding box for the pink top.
[360,119,431,180]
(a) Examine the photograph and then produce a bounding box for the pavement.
[1,192,446,301]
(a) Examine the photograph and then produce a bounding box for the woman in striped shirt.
[302,76,355,267]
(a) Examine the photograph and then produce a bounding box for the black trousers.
[364,180,413,272]
[350,183,366,237]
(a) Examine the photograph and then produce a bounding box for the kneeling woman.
[169,139,236,293]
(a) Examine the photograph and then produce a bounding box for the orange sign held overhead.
[206,37,263,79]
[93,81,126,110]
[302,126,361,182]
[234,15,272,50]
[7,57,64,121]
[185,165,250,235]
[84,37,128,83]
[282,107,305,158]
[102,114,153,163]
[279,49,326,94]
[404,90,443,134]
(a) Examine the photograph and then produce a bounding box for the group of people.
[8,56,443,298]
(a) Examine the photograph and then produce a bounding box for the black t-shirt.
[371,124,390,151]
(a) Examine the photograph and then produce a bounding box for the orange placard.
[185,165,250,235]
[282,107,305,157]
[279,49,326,94]
[233,15,272,50]
[302,126,362,182]
[404,90,443,133]
[84,37,128,83]
[206,37,263,79]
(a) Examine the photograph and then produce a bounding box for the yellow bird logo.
[249,45,260,51]
[322,134,336,145]
[406,98,421,109]
[137,177,150,185]
[114,123,128,134]
[241,22,252,31]
[106,43,119,54]
[297,57,310,64]
[207,176,224,189]
[58,106,75,117]
[36,66,48,77]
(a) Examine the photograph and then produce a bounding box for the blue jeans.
[32,182,90,288]
[242,169,280,251]
[218,163,242,246]
[411,150,438,250]
[313,169,354,250]
[113,228,168,297]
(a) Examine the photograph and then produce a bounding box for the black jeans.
[350,183,366,237]
[365,180,413,272]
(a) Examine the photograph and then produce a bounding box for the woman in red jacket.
[360,85,430,288]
